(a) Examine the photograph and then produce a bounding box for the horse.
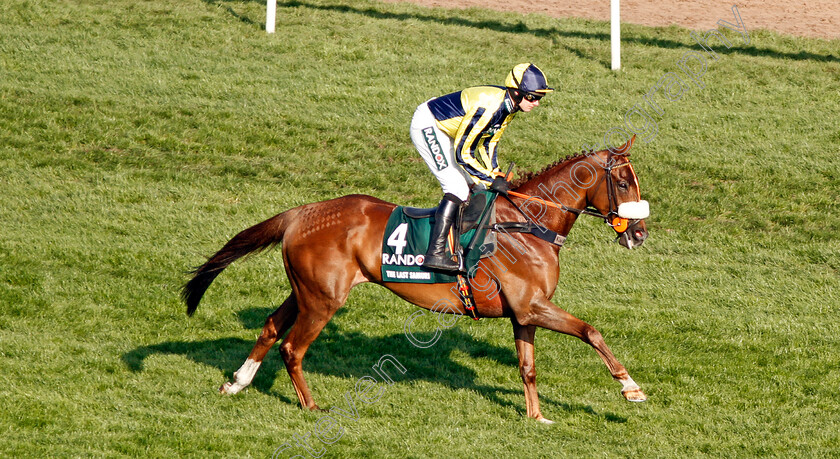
[182,136,649,423]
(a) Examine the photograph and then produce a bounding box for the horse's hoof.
[537,417,555,425]
[622,388,647,402]
[219,381,233,394]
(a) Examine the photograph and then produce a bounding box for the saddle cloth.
[380,191,496,284]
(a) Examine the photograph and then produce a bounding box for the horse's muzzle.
[618,220,648,249]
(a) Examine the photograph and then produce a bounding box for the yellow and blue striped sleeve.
[452,88,502,183]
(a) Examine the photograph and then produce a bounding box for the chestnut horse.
[183,137,649,423]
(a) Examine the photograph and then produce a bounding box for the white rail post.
[611,0,620,70]
[266,0,276,34]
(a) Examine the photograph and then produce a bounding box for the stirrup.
[422,243,462,272]
[422,253,460,271]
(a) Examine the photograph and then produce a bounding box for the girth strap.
[490,222,566,247]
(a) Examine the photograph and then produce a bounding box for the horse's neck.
[512,153,604,236]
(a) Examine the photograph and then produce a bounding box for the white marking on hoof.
[537,417,555,425]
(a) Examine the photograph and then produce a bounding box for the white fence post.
[611,0,620,70]
[266,0,276,34]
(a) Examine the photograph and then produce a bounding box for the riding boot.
[422,194,463,271]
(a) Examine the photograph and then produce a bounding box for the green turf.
[1,0,839,456]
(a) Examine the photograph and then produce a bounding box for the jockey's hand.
[489,175,510,195]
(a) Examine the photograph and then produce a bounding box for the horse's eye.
[618,181,629,191]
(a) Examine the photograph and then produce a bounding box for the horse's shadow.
[123,307,626,422]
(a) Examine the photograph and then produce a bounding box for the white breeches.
[410,102,471,201]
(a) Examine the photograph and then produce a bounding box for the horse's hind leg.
[220,295,298,395]
[277,294,342,411]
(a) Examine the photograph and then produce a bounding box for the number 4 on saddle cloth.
[381,190,497,285]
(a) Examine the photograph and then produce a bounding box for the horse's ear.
[613,134,635,155]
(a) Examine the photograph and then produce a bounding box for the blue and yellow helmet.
[504,63,554,96]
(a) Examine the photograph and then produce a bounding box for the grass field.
[2,0,839,456]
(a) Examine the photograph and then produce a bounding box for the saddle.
[402,192,490,235]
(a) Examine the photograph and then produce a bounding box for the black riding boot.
[422,194,462,271]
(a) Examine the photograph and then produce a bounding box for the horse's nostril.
[634,230,646,240]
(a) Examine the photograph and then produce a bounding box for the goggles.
[522,93,543,102]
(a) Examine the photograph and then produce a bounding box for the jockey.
[410,63,554,271]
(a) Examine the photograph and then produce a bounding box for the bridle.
[505,155,645,234]
[574,158,636,233]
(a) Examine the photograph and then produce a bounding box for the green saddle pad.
[381,191,494,284]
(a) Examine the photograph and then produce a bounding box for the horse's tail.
[182,209,296,316]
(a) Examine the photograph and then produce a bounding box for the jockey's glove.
[489,175,510,195]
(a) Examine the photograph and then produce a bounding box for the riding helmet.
[504,63,554,96]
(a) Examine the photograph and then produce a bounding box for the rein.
[504,160,635,230]
[507,190,609,220]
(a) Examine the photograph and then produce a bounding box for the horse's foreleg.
[220,295,298,395]
[524,298,646,402]
[511,320,554,424]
